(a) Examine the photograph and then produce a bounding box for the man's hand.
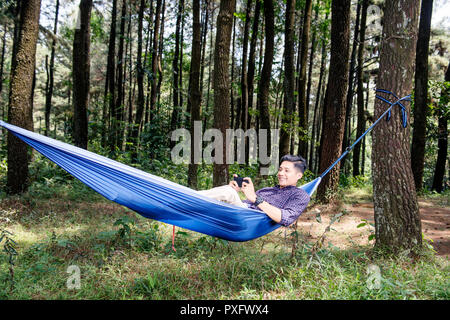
[229,174,241,192]
[241,177,257,203]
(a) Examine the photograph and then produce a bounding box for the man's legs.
[197,185,248,208]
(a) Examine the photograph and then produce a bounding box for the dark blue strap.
[375,89,410,128]
[319,89,411,179]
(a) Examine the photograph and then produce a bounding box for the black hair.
[280,154,307,174]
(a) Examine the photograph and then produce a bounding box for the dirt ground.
[297,198,450,259]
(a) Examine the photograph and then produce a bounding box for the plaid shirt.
[243,185,310,226]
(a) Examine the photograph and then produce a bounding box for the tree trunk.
[257,0,274,174]
[296,0,313,157]
[116,0,127,150]
[130,0,146,160]
[7,0,41,194]
[240,0,252,132]
[372,0,422,255]
[431,62,449,193]
[149,0,162,122]
[44,0,59,137]
[213,0,235,187]
[107,0,118,153]
[72,0,92,150]
[246,0,260,142]
[353,0,368,177]
[0,23,6,96]
[317,0,351,202]
[279,0,296,158]
[188,0,202,189]
[411,0,433,191]
[170,0,184,139]
[307,4,318,168]
[341,0,361,173]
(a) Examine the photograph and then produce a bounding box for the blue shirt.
[243,185,310,227]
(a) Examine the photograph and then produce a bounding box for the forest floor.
[298,193,450,259]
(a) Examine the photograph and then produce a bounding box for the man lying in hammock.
[198,154,310,227]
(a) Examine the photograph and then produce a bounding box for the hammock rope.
[0,89,410,243]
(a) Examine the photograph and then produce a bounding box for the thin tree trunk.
[188,0,202,189]
[116,0,127,150]
[353,0,368,177]
[149,0,162,122]
[317,0,351,202]
[7,0,41,194]
[372,0,422,255]
[296,0,313,157]
[341,0,361,173]
[257,0,274,174]
[213,0,235,187]
[431,61,449,193]
[170,0,184,138]
[411,0,433,191]
[130,0,146,160]
[72,0,92,150]
[44,0,59,137]
[279,0,295,158]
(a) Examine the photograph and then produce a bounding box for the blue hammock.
[0,90,410,242]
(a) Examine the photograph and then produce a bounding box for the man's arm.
[240,177,282,223]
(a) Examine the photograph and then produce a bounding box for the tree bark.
[170,0,184,138]
[44,0,59,137]
[296,0,313,157]
[279,0,296,158]
[72,0,92,150]
[353,0,368,177]
[149,0,162,122]
[372,0,422,255]
[188,0,202,189]
[7,0,41,194]
[213,0,235,186]
[431,62,449,193]
[115,0,127,150]
[317,0,351,202]
[257,0,274,173]
[411,0,433,191]
[130,0,146,160]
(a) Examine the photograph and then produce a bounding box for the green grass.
[0,159,449,300]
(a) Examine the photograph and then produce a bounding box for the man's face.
[277,161,303,188]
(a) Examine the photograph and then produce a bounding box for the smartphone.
[233,175,249,187]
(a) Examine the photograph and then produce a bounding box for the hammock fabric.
[0,90,410,242]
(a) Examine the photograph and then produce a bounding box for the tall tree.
[372,0,422,254]
[115,0,127,150]
[246,0,260,131]
[149,0,163,121]
[170,0,184,138]
[296,0,313,157]
[341,0,361,173]
[239,0,252,133]
[44,0,59,137]
[107,0,118,152]
[213,0,235,186]
[0,24,6,96]
[317,0,351,202]
[6,0,41,194]
[188,0,202,189]
[431,62,449,193]
[72,0,92,150]
[257,0,274,174]
[130,0,146,160]
[352,0,369,177]
[411,0,433,191]
[279,0,296,157]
